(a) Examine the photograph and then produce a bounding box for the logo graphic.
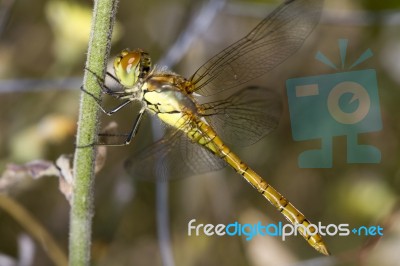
[286,39,382,168]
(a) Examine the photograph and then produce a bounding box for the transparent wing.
[125,129,227,181]
[201,86,282,146]
[189,0,323,96]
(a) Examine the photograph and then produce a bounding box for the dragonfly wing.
[125,129,227,181]
[189,0,323,96]
[201,86,282,146]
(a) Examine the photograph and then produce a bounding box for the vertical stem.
[69,0,118,265]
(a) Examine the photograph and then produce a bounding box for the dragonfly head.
[114,49,152,88]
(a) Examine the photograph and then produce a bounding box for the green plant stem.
[69,0,118,265]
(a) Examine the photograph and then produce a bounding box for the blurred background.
[0,0,400,265]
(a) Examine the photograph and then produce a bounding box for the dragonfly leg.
[81,67,136,115]
[80,85,132,116]
[124,108,146,145]
[95,108,146,146]
[105,100,132,115]
[84,67,126,96]
[77,109,146,148]
[98,99,132,116]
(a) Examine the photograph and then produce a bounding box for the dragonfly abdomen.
[190,117,329,255]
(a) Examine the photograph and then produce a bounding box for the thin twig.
[158,0,226,67]
[0,78,82,93]
[0,0,16,36]
[0,194,68,266]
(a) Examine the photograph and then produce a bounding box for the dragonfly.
[87,0,329,255]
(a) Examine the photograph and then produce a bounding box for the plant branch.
[69,0,118,265]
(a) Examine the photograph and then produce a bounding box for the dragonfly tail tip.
[317,243,330,256]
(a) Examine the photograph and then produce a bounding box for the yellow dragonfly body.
[94,0,329,255]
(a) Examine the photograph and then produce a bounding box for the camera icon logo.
[286,40,382,168]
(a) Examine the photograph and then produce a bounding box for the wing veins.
[188,0,323,96]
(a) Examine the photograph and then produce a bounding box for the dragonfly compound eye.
[114,49,151,88]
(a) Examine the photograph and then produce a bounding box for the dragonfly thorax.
[142,73,199,130]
